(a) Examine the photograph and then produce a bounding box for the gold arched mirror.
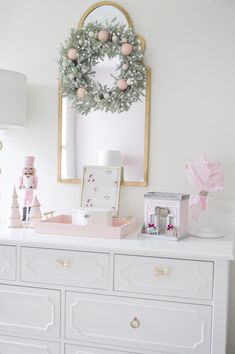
[58,1,151,186]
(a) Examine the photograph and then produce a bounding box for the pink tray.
[34,215,137,239]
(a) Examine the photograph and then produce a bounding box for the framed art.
[80,166,122,217]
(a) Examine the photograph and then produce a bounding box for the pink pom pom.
[122,63,129,71]
[117,79,128,91]
[98,30,109,42]
[121,43,133,56]
[77,87,86,99]
[67,48,78,60]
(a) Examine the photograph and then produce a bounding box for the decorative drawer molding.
[65,343,141,354]
[0,335,60,354]
[21,247,110,290]
[65,292,212,353]
[0,245,16,281]
[114,255,213,300]
[0,284,60,338]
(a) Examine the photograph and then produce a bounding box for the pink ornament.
[122,63,129,71]
[77,87,86,100]
[121,43,133,56]
[117,79,128,91]
[98,30,109,42]
[67,48,78,60]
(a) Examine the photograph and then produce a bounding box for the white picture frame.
[80,166,122,217]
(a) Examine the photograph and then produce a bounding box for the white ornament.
[112,35,118,43]
[78,39,84,46]
[89,31,94,37]
[104,93,109,99]
[121,37,127,43]
[127,78,133,85]
[69,73,75,80]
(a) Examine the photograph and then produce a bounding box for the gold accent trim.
[56,258,71,269]
[77,1,133,29]
[130,317,140,329]
[154,267,170,277]
[77,1,145,52]
[43,210,55,219]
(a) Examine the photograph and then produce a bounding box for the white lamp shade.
[98,150,122,166]
[0,69,27,128]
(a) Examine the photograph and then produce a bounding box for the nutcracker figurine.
[19,156,38,221]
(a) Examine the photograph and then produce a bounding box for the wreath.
[58,20,146,115]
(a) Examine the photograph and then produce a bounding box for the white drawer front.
[0,245,16,280]
[66,292,212,354]
[0,335,60,354]
[114,255,213,300]
[0,285,60,338]
[21,247,109,290]
[65,343,140,354]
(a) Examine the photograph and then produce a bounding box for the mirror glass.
[83,5,129,27]
[58,3,150,186]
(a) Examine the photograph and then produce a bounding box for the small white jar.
[71,208,113,226]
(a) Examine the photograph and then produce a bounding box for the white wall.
[0,0,235,352]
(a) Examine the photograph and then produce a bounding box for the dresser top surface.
[0,224,233,261]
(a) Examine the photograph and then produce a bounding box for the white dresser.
[0,226,233,354]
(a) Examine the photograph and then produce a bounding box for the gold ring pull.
[56,258,71,269]
[154,266,170,276]
[130,317,140,329]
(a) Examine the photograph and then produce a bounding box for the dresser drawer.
[21,247,110,290]
[0,245,16,280]
[0,284,60,338]
[114,255,213,300]
[0,335,60,354]
[66,292,212,354]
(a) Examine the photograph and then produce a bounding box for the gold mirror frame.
[57,1,151,186]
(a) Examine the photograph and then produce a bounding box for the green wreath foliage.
[58,20,146,115]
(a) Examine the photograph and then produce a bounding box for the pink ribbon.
[189,194,207,220]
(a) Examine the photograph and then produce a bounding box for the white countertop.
[0,224,234,261]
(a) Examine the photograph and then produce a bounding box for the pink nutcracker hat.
[24,156,35,167]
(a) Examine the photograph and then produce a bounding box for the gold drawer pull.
[130,317,140,329]
[154,266,170,276]
[56,258,71,269]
